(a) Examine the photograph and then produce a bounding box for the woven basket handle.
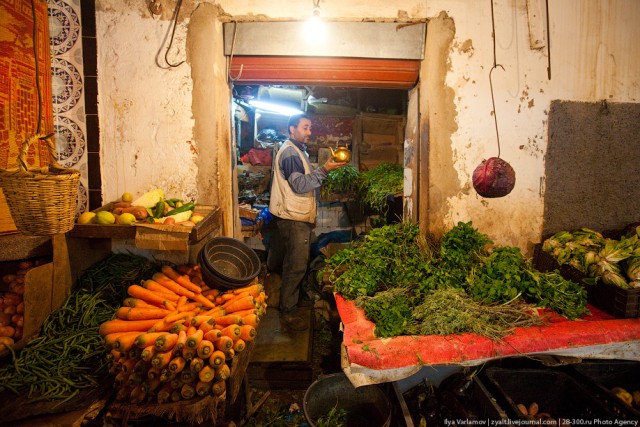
[17,133,63,172]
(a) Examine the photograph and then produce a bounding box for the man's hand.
[324,158,349,172]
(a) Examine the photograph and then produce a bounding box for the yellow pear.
[117,212,137,225]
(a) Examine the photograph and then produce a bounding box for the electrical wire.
[489,0,505,159]
[227,21,244,82]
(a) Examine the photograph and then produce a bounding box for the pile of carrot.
[98,264,267,404]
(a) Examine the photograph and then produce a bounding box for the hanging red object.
[472,157,516,198]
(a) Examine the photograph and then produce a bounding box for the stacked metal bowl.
[197,237,261,289]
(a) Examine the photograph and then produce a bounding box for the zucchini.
[167,202,195,216]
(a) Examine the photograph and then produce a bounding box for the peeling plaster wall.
[94,0,640,250]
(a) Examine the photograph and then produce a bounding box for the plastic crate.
[567,360,640,420]
[484,367,617,421]
[533,244,640,318]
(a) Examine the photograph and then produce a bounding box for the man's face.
[290,118,312,144]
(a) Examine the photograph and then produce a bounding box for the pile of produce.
[320,221,589,340]
[77,188,207,227]
[0,253,158,404]
[100,264,266,404]
[0,259,49,351]
[321,162,403,216]
[542,226,640,289]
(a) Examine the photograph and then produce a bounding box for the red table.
[335,294,640,386]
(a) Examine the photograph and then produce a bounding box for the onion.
[0,313,11,327]
[2,274,16,284]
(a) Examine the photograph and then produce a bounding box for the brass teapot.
[329,142,351,163]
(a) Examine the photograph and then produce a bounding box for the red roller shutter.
[228,56,420,89]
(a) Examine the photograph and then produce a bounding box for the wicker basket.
[0,134,80,236]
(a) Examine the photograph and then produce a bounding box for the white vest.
[269,141,317,223]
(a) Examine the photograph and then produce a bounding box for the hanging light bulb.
[305,0,326,42]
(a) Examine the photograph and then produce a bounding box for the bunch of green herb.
[324,222,435,299]
[405,288,544,340]
[321,165,360,199]
[360,287,413,338]
[524,269,590,319]
[316,406,348,427]
[466,246,533,304]
[416,222,492,294]
[358,163,404,214]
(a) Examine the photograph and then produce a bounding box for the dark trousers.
[266,218,313,313]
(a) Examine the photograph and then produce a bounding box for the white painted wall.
[95,0,640,251]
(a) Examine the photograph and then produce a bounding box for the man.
[268,113,348,331]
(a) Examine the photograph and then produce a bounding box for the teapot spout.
[329,147,336,157]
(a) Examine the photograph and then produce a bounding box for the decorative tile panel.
[48,0,88,214]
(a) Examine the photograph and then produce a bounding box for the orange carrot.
[164,300,177,311]
[218,324,241,340]
[227,308,255,318]
[181,382,196,400]
[239,324,257,341]
[233,338,246,353]
[202,306,226,317]
[215,363,231,381]
[198,319,216,334]
[123,297,158,309]
[164,311,190,324]
[193,293,216,309]
[223,347,235,361]
[182,347,197,362]
[186,329,204,350]
[213,335,234,352]
[191,315,214,327]
[212,380,226,396]
[151,351,173,369]
[104,331,135,350]
[196,339,215,359]
[189,357,205,373]
[127,284,171,308]
[212,314,244,326]
[233,283,263,296]
[116,306,172,321]
[219,293,235,302]
[196,380,212,396]
[161,265,203,293]
[198,365,215,383]
[154,333,179,352]
[99,318,158,336]
[113,332,143,352]
[177,302,202,313]
[140,345,157,362]
[242,313,258,327]
[175,329,188,350]
[176,295,187,309]
[168,356,187,373]
[222,296,255,313]
[152,272,195,298]
[204,329,222,342]
[202,288,219,298]
[208,350,226,368]
[177,263,200,276]
[141,279,181,300]
[134,332,167,348]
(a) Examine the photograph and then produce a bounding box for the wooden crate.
[68,204,222,245]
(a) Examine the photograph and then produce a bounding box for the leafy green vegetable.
[362,288,413,338]
[358,163,403,216]
[321,165,360,199]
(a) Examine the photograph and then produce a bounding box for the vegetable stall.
[319,222,640,387]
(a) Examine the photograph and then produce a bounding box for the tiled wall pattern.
[47,0,99,213]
